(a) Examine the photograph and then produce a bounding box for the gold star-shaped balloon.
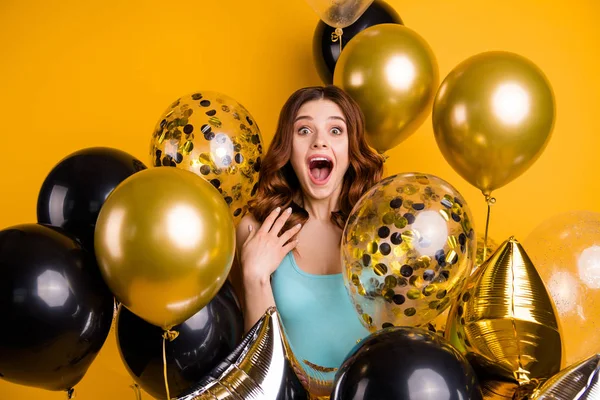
[445,236,563,393]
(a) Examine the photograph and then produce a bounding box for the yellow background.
[1,0,599,398]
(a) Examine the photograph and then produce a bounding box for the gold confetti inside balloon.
[150,91,263,225]
[526,353,600,399]
[426,233,497,335]
[95,167,235,330]
[342,172,476,332]
[445,237,562,389]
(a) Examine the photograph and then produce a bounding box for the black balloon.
[116,281,244,399]
[37,147,146,249]
[0,224,113,391]
[313,0,403,84]
[331,327,483,400]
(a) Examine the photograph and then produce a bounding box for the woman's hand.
[240,207,302,285]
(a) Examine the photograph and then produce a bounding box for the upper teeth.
[310,157,330,162]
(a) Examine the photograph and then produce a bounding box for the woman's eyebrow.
[294,115,312,122]
[329,116,346,123]
[293,115,346,123]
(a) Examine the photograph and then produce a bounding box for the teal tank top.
[271,251,370,381]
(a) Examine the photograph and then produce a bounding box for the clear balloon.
[433,51,555,195]
[150,91,263,225]
[94,167,235,330]
[312,0,403,84]
[524,211,600,367]
[342,172,476,331]
[304,0,374,29]
[334,24,439,153]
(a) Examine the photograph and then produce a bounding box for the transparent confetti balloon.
[150,91,263,225]
[342,172,476,331]
[524,210,600,367]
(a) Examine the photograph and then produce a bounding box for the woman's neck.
[301,185,342,222]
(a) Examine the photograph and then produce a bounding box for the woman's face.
[290,99,350,201]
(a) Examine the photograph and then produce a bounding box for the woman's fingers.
[243,223,257,245]
[279,223,302,245]
[270,207,292,236]
[258,207,282,234]
[282,238,300,254]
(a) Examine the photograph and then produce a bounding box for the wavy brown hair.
[248,85,384,233]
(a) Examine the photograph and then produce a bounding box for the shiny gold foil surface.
[95,167,235,330]
[445,237,562,386]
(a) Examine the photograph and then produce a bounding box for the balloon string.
[482,194,496,263]
[162,330,179,400]
[130,383,142,400]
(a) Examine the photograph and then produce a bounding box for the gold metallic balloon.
[524,211,600,368]
[342,172,476,332]
[304,0,374,29]
[525,353,600,399]
[150,91,263,225]
[334,24,439,153]
[428,233,497,335]
[432,51,555,195]
[445,237,562,388]
[478,379,519,400]
[95,167,235,330]
[177,307,307,400]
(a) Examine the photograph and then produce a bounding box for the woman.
[234,85,384,392]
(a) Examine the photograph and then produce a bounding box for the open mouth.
[308,156,333,184]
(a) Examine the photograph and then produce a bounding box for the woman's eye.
[331,127,343,135]
[298,127,311,135]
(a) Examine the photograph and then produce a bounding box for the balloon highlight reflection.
[95,167,236,330]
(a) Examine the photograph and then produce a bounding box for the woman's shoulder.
[236,212,260,245]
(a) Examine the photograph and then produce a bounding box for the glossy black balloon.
[0,224,114,391]
[37,147,146,249]
[117,281,244,399]
[331,327,483,400]
[313,0,403,84]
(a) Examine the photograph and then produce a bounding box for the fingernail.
[248,225,253,232]
[296,223,302,228]
[286,207,292,213]
[275,207,281,212]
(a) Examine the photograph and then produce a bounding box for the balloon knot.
[485,195,496,205]
[66,387,76,399]
[331,28,343,42]
[163,330,179,342]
